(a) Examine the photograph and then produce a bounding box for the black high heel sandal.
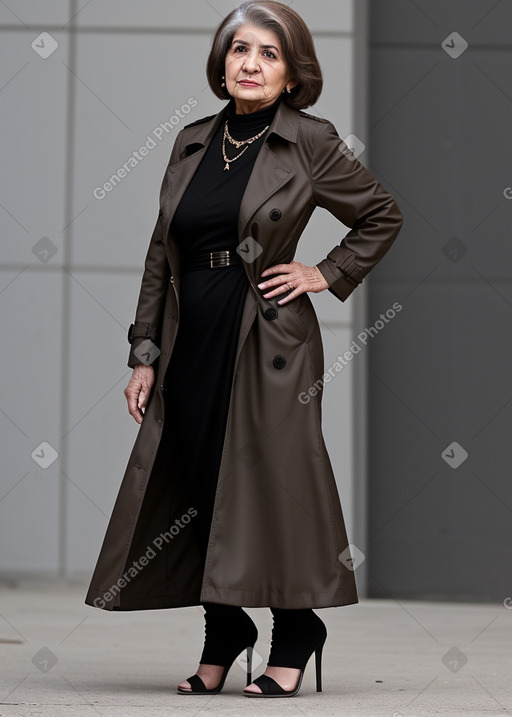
[177,603,258,695]
[243,609,327,698]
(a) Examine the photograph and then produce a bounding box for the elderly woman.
[85,0,403,699]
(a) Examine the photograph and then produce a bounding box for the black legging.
[201,601,317,669]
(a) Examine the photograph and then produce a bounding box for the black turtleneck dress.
[162,96,282,561]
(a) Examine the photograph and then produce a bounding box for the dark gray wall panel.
[370,0,512,46]
[367,1,512,601]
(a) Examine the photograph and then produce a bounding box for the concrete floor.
[0,580,511,716]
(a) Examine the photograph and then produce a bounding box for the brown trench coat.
[84,99,403,612]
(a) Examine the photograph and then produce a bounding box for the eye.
[263,50,276,59]
[233,45,246,53]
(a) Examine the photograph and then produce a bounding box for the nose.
[242,49,260,72]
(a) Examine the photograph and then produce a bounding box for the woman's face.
[224,23,296,113]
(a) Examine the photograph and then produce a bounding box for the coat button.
[269,208,281,221]
[264,307,278,321]
[170,276,174,284]
[160,384,167,393]
[273,354,286,369]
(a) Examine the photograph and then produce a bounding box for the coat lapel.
[162,99,300,284]
[237,142,295,242]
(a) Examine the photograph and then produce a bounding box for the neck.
[233,96,281,114]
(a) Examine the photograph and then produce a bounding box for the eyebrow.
[231,39,280,53]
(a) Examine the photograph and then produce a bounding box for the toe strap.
[251,674,287,695]
[185,674,207,692]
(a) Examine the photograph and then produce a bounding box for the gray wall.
[367,1,512,601]
[0,1,368,584]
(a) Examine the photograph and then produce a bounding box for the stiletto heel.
[314,637,325,692]
[246,645,254,686]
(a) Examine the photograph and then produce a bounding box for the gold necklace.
[222,120,269,171]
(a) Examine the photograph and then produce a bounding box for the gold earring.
[221,75,225,87]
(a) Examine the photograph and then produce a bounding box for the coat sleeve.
[311,120,404,302]
[127,130,185,368]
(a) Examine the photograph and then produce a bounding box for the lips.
[238,80,260,87]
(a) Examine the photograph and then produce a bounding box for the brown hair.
[206,0,323,110]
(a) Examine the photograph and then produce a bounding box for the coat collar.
[181,96,300,152]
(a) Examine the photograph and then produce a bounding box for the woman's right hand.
[124,364,155,424]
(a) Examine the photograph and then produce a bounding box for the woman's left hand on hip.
[257,260,328,304]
